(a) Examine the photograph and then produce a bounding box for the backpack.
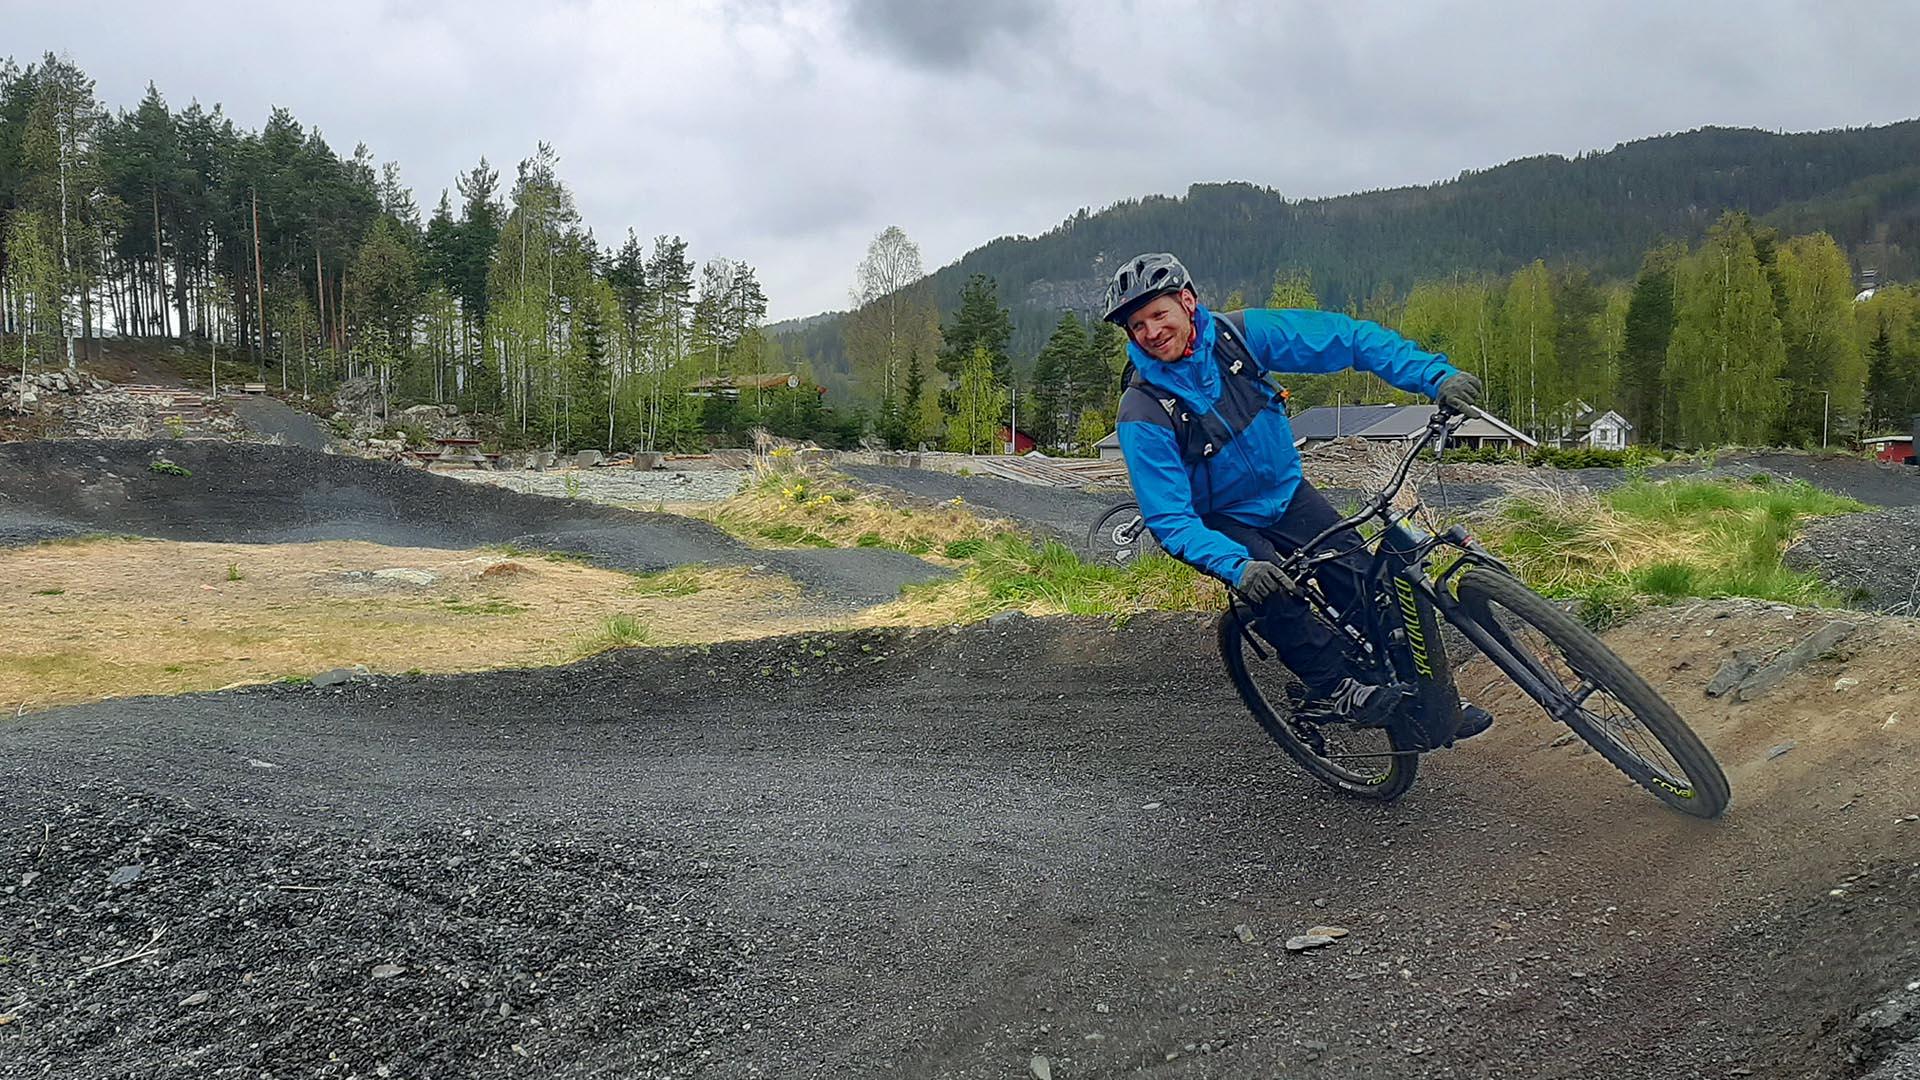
[1118,309,1286,465]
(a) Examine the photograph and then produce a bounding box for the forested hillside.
[778,122,1920,369]
[3,48,1916,456]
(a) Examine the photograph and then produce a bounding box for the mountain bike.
[1217,405,1730,818]
[1087,500,1160,565]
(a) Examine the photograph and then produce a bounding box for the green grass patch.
[148,459,191,477]
[943,538,987,560]
[755,523,835,548]
[629,567,706,598]
[1483,477,1865,622]
[572,613,653,657]
[911,534,1222,620]
[32,588,64,596]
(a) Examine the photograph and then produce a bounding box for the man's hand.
[1436,372,1483,414]
[1235,560,1292,605]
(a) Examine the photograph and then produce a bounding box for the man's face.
[1126,290,1198,362]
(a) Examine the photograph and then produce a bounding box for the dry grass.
[0,538,821,707]
[702,456,1012,556]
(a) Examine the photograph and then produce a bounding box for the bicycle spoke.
[1486,602,1691,786]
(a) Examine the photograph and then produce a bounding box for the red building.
[1864,436,1914,464]
[995,426,1037,454]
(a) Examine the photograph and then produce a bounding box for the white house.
[1557,405,1633,449]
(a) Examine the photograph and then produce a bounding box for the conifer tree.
[938,274,1013,382]
[1616,246,1680,443]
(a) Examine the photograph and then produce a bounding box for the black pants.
[1205,481,1372,693]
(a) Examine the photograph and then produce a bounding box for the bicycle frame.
[1227,406,1592,733]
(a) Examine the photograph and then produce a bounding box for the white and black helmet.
[1102,252,1194,324]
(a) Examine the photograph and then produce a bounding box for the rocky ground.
[2,605,1916,1078]
[454,467,747,506]
[0,440,945,607]
[1787,506,1920,615]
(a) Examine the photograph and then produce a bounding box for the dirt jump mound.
[0,440,946,605]
[4,607,1917,1078]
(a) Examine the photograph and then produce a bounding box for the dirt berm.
[3,602,1916,1078]
[0,440,945,606]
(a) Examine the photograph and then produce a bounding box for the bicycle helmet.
[1102,252,1195,325]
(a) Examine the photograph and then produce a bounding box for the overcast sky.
[12,0,1919,320]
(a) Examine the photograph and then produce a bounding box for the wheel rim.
[1229,618,1403,787]
[1475,596,1697,796]
[1090,510,1151,565]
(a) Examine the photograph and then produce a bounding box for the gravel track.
[0,440,945,607]
[1786,505,1920,615]
[840,465,1129,548]
[3,613,1915,1079]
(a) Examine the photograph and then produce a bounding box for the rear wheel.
[1454,568,1730,818]
[1217,604,1419,801]
[1087,502,1160,566]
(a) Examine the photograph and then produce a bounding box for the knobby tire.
[1454,568,1730,818]
[1217,604,1420,801]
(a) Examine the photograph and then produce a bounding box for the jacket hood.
[1129,303,1223,411]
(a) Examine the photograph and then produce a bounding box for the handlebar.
[1278,404,1470,576]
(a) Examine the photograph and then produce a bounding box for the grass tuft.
[572,613,653,657]
[629,567,707,598]
[1480,477,1864,619]
[704,458,1009,554]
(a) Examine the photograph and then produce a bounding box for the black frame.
[1225,406,1603,737]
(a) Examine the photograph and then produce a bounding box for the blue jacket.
[1116,304,1459,582]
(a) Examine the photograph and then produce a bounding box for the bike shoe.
[1449,702,1494,743]
[1293,677,1400,728]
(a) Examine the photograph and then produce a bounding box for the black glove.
[1234,560,1292,605]
[1436,372,1483,414]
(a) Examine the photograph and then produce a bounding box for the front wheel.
[1453,568,1730,818]
[1217,604,1420,801]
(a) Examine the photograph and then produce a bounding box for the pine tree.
[938,274,1013,383]
[1616,246,1680,443]
[1864,326,1902,434]
[901,348,928,447]
[1029,312,1089,448]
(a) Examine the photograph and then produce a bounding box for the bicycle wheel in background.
[1087,502,1160,566]
[1216,605,1420,800]
[1453,568,1730,818]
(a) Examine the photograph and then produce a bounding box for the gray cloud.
[8,0,1920,320]
[841,0,1056,69]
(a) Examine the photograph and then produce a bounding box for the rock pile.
[327,377,474,457]
[2,368,114,411]
[1785,505,1920,615]
[3,368,248,439]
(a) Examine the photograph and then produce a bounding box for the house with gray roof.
[1287,403,1536,450]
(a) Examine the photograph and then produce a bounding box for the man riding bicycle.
[1107,252,1491,738]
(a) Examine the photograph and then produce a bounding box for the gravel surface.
[453,468,747,505]
[841,465,1132,549]
[1786,505,1920,615]
[0,440,944,607]
[227,396,330,452]
[3,613,1915,1079]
